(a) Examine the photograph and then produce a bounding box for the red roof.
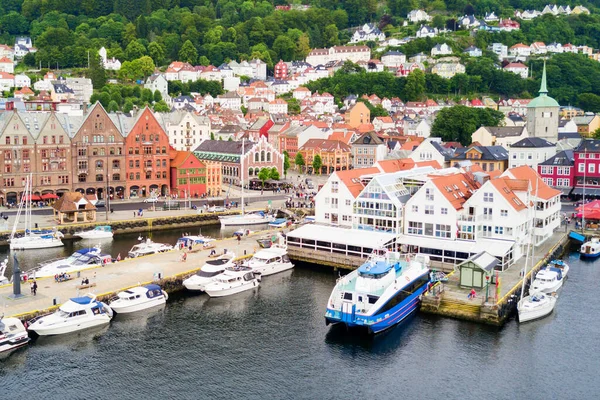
[336,167,379,198]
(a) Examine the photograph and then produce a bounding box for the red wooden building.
[170,151,207,198]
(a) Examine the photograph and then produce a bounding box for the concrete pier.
[0,231,278,320]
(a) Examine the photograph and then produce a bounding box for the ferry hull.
[580,251,600,259]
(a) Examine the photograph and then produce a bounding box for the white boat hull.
[75,232,114,240]
[183,277,212,292]
[518,295,557,323]
[30,315,111,336]
[110,295,167,314]
[219,215,274,226]
[10,237,64,250]
[205,280,259,297]
[531,279,563,294]
[252,262,294,277]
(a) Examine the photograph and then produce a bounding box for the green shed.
[459,252,499,289]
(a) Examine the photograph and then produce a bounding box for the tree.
[125,40,147,61]
[283,151,290,178]
[295,152,305,172]
[431,106,504,145]
[286,98,300,115]
[179,40,198,64]
[210,132,215,140]
[153,100,170,112]
[258,167,270,188]
[153,90,162,103]
[404,69,426,101]
[312,154,323,175]
[107,100,119,112]
[123,99,134,113]
[273,35,296,61]
[324,24,340,47]
[148,42,165,66]
[141,88,153,103]
[593,128,600,139]
[87,54,106,89]
[269,167,280,180]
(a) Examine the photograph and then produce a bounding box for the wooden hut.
[52,192,97,224]
[458,251,498,289]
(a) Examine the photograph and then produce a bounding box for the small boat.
[75,225,113,240]
[256,238,273,248]
[580,237,600,258]
[176,235,215,251]
[219,211,275,227]
[547,259,570,279]
[531,267,565,294]
[268,218,288,228]
[183,252,237,292]
[27,294,113,336]
[325,250,431,334]
[0,317,30,356]
[518,292,558,323]
[34,247,112,278]
[204,266,261,297]
[109,284,168,314]
[233,229,252,237]
[243,245,294,277]
[128,238,173,258]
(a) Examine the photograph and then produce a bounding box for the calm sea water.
[0,242,598,399]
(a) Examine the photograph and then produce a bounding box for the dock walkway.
[1,232,277,319]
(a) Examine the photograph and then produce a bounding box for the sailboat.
[8,174,64,250]
[219,139,275,227]
[518,178,557,323]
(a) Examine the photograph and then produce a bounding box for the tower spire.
[539,60,548,95]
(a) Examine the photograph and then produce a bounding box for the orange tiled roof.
[336,167,380,198]
[431,173,480,210]
[490,178,527,211]
[503,165,561,200]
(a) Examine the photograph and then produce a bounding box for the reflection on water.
[32,324,110,350]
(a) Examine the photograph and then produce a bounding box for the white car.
[207,206,226,213]
[143,197,159,203]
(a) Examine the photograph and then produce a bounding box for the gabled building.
[299,139,352,174]
[169,151,206,198]
[472,126,528,147]
[572,114,600,137]
[504,62,528,79]
[450,145,509,173]
[351,131,387,169]
[409,138,455,168]
[538,150,574,194]
[508,137,556,169]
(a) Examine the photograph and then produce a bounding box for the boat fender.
[162,290,169,301]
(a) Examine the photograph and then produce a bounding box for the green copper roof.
[527,61,559,108]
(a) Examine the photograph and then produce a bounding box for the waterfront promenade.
[0,231,272,318]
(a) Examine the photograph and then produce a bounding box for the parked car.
[143,197,159,203]
[96,200,105,208]
[207,205,225,213]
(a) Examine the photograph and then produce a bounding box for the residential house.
[573,139,600,197]
[274,60,288,80]
[0,71,14,90]
[530,42,547,55]
[498,18,520,31]
[0,57,14,73]
[431,62,465,79]
[293,87,311,100]
[407,9,431,23]
[299,139,352,174]
[431,43,452,57]
[381,51,406,68]
[306,46,371,66]
[350,23,386,43]
[451,144,509,173]
[372,116,395,131]
[157,110,211,151]
[489,43,508,59]
[409,138,455,168]
[509,43,531,58]
[508,137,556,169]
[14,73,31,88]
[351,131,388,169]
[344,102,370,128]
[250,59,267,80]
[169,151,207,198]
[416,25,438,38]
[573,114,600,137]
[65,78,93,103]
[547,43,563,53]
[144,74,170,104]
[538,150,574,194]
[464,46,482,57]
[217,92,242,110]
[485,12,499,22]
[504,62,529,79]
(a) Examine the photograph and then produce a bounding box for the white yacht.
[546,259,570,279]
[0,317,30,356]
[531,268,565,294]
[517,292,558,323]
[243,245,294,277]
[204,266,261,297]
[183,252,236,292]
[109,285,168,314]
[128,238,173,258]
[176,235,215,250]
[34,247,112,278]
[27,294,113,336]
[219,211,275,227]
[75,225,114,240]
[580,237,600,258]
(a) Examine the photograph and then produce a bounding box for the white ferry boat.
[204,266,261,297]
[128,238,173,258]
[243,245,294,277]
[109,285,168,314]
[183,252,236,292]
[325,250,430,334]
[27,294,113,336]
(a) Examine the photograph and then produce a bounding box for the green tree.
[258,167,270,188]
[153,90,162,103]
[125,40,147,61]
[286,98,300,115]
[210,132,215,140]
[404,69,426,101]
[592,128,600,139]
[272,35,296,61]
[107,100,119,112]
[431,106,504,146]
[295,152,305,172]
[141,88,153,103]
[324,24,340,47]
[312,154,323,175]
[578,93,600,113]
[283,151,290,178]
[295,33,311,60]
[153,100,170,112]
[123,99,134,113]
[87,54,106,89]
[269,167,280,180]
[179,40,198,64]
[148,42,165,66]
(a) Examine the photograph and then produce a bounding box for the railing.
[457,214,475,221]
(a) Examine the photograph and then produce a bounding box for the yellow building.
[344,102,370,128]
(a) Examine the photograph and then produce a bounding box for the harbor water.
[1,234,598,398]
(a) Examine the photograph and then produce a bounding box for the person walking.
[32,280,38,296]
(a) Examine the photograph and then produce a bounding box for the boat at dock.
[243,245,294,277]
[325,250,430,334]
[204,266,261,297]
[109,285,168,314]
[517,292,558,323]
[128,238,173,258]
[220,211,275,226]
[546,259,570,278]
[34,247,112,278]
[268,218,288,228]
[531,267,565,294]
[580,237,600,259]
[27,294,113,336]
[183,252,237,292]
[176,235,215,250]
[75,225,114,240]
[0,317,30,356]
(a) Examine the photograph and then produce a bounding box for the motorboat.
[75,225,113,240]
[109,284,168,314]
[176,235,215,251]
[27,294,113,336]
[204,266,261,297]
[34,247,112,278]
[517,291,557,323]
[243,245,294,277]
[546,259,570,279]
[0,317,30,356]
[128,238,173,258]
[219,211,275,227]
[268,218,288,228]
[580,237,600,258]
[183,252,237,292]
[531,267,565,294]
[325,250,431,334]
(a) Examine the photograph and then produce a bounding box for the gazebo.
[459,251,499,289]
[52,192,97,224]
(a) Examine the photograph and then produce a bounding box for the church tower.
[526,62,559,143]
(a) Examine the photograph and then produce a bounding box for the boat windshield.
[197,270,223,278]
[58,310,70,318]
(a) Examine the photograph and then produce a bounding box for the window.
[407,221,423,235]
[435,224,451,238]
[441,207,448,215]
[96,174,104,182]
[412,205,418,213]
[500,209,508,217]
[425,205,434,215]
[324,213,330,219]
[484,192,493,202]
[589,163,595,173]
[59,175,69,184]
[495,226,504,235]
[345,199,351,206]
[331,181,339,193]
[425,188,434,201]
[579,163,585,173]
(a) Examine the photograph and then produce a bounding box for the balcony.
[457,214,475,222]
[480,214,493,221]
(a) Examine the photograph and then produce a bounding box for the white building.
[350,23,386,43]
[416,25,438,38]
[509,43,531,58]
[229,60,254,77]
[409,138,454,168]
[464,46,482,57]
[489,43,508,59]
[407,9,431,23]
[250,59,267,80]
[65,77,93,103]
[145,74,170,104]
[98,47,121,70]
[158,110,211,151]
[381,51,406,68]
[217,92,242,110]
[306,46,371,66]
[0,57,14,73]
[268,99,288,114]
[508,137,556,169]
[530,42,547,55]
[14,73,31,88]
[432,62,465,79]
[503,62,529,79]
[431,43,452,57]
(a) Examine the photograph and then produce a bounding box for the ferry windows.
[343,292,353,301]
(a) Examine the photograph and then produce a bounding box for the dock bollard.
[53,298,58,306]
[244,250,247,255]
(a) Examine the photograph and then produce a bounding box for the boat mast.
[520,182,533,302]
[582,148,586,233]
[241,138,245,216]
[10,176,26,240]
